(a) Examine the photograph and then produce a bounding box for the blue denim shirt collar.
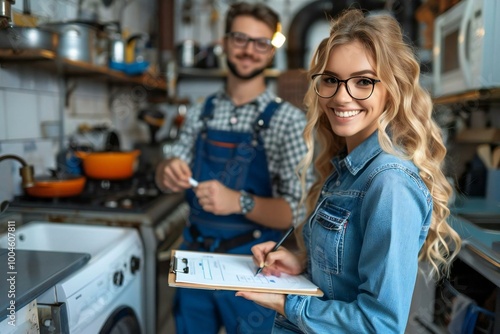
[332,131,383,176]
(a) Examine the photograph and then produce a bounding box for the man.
[156,2,313,333]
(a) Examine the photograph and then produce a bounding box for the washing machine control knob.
[113,270,124,286]
[130,256,141,275]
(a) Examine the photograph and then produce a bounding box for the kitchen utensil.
[75,149,140,180]
[104,130,120,151]
[125,32,149,63]
[41,21,99,63]
[138,109,165,144]
[0,25,59,51]
[0,0,13,29]
[26,175,86,198]
[176,39,200,68]
[492,147,500,169]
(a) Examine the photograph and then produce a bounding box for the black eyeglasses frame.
[311,74,381,101]
[225,32,273,53]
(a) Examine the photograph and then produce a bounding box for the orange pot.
[75,150,141,180]
[26,175,86,198]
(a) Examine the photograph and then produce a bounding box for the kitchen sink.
[0,221,131,257]
[457,214,500,232]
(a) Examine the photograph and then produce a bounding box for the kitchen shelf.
[0,49,166,91]
[433,87,500,105]
[455,128,500,144]
[178,67,281,78]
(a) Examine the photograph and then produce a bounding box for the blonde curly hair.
[297,9,461,280]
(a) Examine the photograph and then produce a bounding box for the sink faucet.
[0,154,35,188]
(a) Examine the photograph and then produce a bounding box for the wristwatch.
[240,190,255,215]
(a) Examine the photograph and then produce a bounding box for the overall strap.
[252,97,283,145]
[200,94,217,134]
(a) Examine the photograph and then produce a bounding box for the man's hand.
[156,158,192,192]
[194,180,240,215]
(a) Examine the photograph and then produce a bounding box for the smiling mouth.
[334,110,362,118]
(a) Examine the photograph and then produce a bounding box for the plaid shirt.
[170,88,313,225]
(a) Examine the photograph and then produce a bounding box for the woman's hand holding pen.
[251,241,303,277]
[236,241,303,316]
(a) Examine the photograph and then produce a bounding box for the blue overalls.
[174,95,283,334]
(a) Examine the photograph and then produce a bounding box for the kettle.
[125,33,149,63]
[109,32,125,63]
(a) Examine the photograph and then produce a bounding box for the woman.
[236,9,461,333]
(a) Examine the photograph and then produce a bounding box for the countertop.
[0,249,90,321]
[451,196,500,216]
[449,197,500,287]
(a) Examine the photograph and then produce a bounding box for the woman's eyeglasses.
[311,74,381,100]
[226,32,273,53]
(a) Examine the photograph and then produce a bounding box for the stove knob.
[113,270,124,286]
[130,256,141,275]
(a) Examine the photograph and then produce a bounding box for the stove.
[6,174,187,334]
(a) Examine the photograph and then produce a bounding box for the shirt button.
[335,181,341,186]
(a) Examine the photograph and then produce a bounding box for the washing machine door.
[99,307,141,334]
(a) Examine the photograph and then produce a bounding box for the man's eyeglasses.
[311,74,381,100]
[226,32,273,53]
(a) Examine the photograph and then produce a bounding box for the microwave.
[433,0,500,96]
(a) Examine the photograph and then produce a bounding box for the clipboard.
[168,250,323,297]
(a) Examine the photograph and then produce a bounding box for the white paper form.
[174,250,319,292]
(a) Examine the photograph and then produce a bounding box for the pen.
[254,226,295,276]
[189,177,199,187]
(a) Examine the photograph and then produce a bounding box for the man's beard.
[226,58,267,80]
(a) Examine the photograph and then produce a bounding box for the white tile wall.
[4,90,40,139]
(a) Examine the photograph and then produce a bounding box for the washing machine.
[0,222,145,333]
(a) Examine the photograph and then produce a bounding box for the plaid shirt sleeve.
[269,102,314,226]
[167,102,204,165]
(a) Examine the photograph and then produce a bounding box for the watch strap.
[240,190,255,215]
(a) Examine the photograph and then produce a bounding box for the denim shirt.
[276,131,432,334]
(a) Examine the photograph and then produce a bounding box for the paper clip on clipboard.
[172,257,189,274]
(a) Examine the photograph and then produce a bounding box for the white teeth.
[334,110,361,118]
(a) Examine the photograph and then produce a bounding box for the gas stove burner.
[100,180,111,189]
[121,198,133,209]
[103,198,133,209]
[104,199,118,208]
[10,172,165,213]
[137,187,160,197]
